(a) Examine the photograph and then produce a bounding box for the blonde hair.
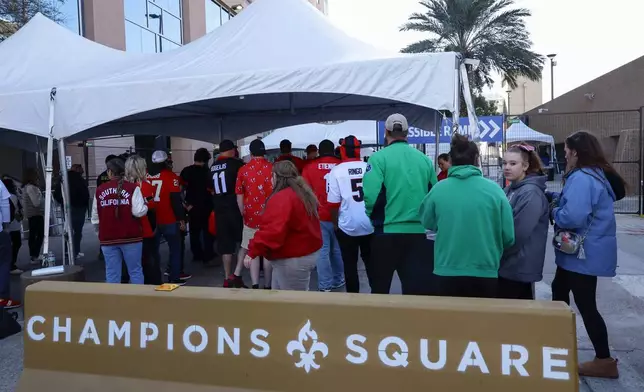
[125,155,147,183]
[271,161,318,218]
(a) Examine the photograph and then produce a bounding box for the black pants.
[336,230,372,293]
[497,277,534,300]
[142,237,162,285]
[435,275,498,299]
[70,206,86,255]
[552,267,610,359]
[10,231,21,270]
[27,216,44,258]
[188,209,215,261]
[370,234,435,295]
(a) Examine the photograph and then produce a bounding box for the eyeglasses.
[516,143,535,152]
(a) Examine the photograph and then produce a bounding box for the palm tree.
[400,0,543,91]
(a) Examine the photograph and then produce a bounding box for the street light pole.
[506,89,511,116]
[547,54,557,101]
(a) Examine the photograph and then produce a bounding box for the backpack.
[9,197,23,222]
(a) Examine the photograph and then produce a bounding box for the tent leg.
[58,138,75,266]
[42,88,57,262]
[452,57,460,135]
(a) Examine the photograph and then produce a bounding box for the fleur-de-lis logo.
[286,320,328,373]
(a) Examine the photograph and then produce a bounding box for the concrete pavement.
[2,215,644,391]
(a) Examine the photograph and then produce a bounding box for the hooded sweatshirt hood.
[448,165,482,180]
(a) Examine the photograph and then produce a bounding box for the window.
[53,0,82,34]
[205,0,222,32]
[124,0,182,53]
[205,0,231,33]
[125,20,157,53]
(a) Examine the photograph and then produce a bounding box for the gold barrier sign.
[19,281,578,391]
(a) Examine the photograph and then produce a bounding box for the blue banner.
[377,115,504,144]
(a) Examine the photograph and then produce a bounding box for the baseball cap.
[249,139,266,156]
[151,150,168,164]
[385,113,409,133]
[219,139,237,153]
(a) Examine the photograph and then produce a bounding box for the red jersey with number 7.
[302,155,341,222]
[146,169,182,225]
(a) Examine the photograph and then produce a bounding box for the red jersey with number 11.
[146,169,182,225]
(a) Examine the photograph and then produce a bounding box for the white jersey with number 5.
[327,160,374,237]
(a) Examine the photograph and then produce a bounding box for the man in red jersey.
[302,139,345,292]
[232,139,273,289]
[147,151,189,285]
[274,139,306,173]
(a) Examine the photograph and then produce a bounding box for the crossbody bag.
[552,169,606,260]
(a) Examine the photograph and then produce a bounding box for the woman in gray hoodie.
[499,144,550,299]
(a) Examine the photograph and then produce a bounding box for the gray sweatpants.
[271,251,319,291]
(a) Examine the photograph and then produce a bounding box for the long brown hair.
[107,158,126,219]
[565,131,626,187]
[271,161,318,218]
[507,143,545,175]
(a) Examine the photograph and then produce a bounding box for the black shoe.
[169,280,186,286]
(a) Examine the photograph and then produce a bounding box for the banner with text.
[19,281,578,392]
[377,115,504,145]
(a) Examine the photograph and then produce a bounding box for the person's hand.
[179,221,186,231]
[185,204,193,212]
[243,255,253,269]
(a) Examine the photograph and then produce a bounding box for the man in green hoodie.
[363,113,438,295]
[419,134,515,298]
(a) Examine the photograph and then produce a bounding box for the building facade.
[507,76,543,116]
[524,55,644,198]
[44,0,327,181]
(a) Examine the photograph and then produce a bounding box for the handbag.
[0,306,21,340]
[552,214,593,259]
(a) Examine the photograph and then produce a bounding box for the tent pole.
[58,138,75,265]
[42,88,57,260]
[434,113,440,171]
[452,57,460,135]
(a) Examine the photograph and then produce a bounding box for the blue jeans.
[102,242,143,284]
[317,221,345,290]
[0,231,11,299]
[157,223,182,282]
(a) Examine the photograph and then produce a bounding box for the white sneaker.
[76,253,85,258]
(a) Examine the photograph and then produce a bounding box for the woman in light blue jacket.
[550,131,625,380]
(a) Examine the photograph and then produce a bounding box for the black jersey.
[210,157,244,212]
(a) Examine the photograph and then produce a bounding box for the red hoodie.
[247,187,322,260]
[302,155,341,222]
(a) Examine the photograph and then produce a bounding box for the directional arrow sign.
[377,115,504,144]
[489,120,501,139]
[478,120,491,139]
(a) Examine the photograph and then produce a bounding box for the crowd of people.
[0,112,627,379]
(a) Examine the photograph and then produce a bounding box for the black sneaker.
[169,280,186,286]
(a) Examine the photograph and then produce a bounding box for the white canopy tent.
[240,121,379,157]
[506,121,555,145]
[506,120,559,171]
[0,0,479,264]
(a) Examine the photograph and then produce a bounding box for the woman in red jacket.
[244,161,322,291]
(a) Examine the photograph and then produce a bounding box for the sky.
[327,0,644,101]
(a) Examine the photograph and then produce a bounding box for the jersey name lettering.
[211,163,227,172]
[348,168,363,175]
[318,163,337,170]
